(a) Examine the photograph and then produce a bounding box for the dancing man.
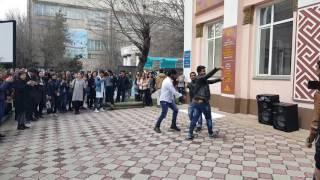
[187,66,223,140]
[154,69,183,133]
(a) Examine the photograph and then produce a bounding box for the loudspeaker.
[273,103,299,132]
[256,94,280,125]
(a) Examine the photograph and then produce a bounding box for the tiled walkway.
[0,106,315,180]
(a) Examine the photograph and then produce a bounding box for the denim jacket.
[95,76,103,92]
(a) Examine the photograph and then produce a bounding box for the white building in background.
[120,45,140,67]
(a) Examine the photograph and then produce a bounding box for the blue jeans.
[189,102,213,136]
[155,101,178,128]
[188,104,203,128]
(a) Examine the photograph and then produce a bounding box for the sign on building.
[65,29,88,59]
[183,51,191,68]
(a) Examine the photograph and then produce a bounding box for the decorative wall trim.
[196,23,204,38]
[243,6,254,25]
[293,3,320,102]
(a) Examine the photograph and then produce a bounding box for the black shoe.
[75,111,80,115]
[17,125,25,130]
[195,127,202,132]
[154,127,161,133]
[170,126,181,132]
[0,133,5,138]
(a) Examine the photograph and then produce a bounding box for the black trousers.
[105,86,114,105]
[26,100,36,121]
[116,89,126,102]
[143,89,153,106]
[72,101,82,113]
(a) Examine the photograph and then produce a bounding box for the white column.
[136,56,140,66]
[183,0,193,81]
[123,57,127,66]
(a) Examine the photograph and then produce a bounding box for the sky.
[0,0,27,20]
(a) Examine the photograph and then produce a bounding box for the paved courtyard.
[0,106,316,180]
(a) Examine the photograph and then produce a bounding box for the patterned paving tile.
[0,106,315,179]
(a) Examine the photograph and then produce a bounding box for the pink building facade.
[186,0,320,129]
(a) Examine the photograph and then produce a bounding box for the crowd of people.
[0,68,140,137]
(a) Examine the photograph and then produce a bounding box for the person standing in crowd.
[87,72,96,109]
[116,70,129,102]
[47,73,60,115]
[127,72,133,98]
[13,71,29,130]
[187,72,203,132]
[59,73,69,113]
[33,71,42,120]
[105,70,115,107]
[144,72,154,106]
[155,70,166,107]
[139,72,148,105]
[66,71,74,111]
[306,60,320,180]
[177,73,186,104]
[71,72,87,114]
[134,73,141,101]
[94,71,105,112]
[0,72,13,136]
[25,68,39,123]
[37,71,47,118]
[154,69,183,133]
[187,66,223,140]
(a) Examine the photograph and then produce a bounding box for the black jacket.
[187,80,196,100]
[26,74,39,103]
[117,76,130,90]
[13,79,28,114]
[193,68,222,102]
[47,79,60,97]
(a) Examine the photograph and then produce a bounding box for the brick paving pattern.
[0,106,315,179]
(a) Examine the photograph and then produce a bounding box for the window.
[206,21,223,74]
[88,40,105,51]
[257,0,293,76]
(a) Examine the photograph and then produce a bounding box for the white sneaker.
[94,109,99,113]
[25,122,31,128]
[100,108,105,112]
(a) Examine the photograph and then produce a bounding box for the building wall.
[30,0,112,70]
[189,0,320,129]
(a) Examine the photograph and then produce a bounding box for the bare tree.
[40,11,70,69]
[84,0,184,71]
[159,0,184,33]
[93,0,163,72]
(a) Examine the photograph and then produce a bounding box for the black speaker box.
[273,103,299,132]
[256,94,280,125]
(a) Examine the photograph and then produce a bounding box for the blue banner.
[183,51,191,68]
[64,29,88,59]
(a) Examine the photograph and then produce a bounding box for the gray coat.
[71,79,87,101]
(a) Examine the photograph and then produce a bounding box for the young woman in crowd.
[94,71,105,112]
[139,72,148,105]
[71,72,87,114]
[144,72,154,106]
[59,72,69,113]
[87,72,96,109]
